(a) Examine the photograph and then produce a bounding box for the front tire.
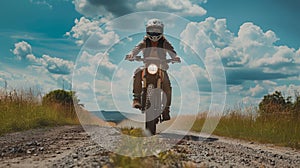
[144,84,157,135]
[145,114,156,135]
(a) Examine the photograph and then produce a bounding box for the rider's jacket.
[129,36,177,70]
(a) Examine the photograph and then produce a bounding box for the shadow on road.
[158,132,218,142]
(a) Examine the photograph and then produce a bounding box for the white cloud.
[229,85,243,93]
[262,80,277,86]
[236,22,278,47]
[0,71,13,84]
[72,50,120,110]
[1,65,68,94]
[98,53,117,71]
[296,48,300,63]
[66,17,119,47]
[98,31,119,46]
[30,0,53,9]
[231,22,299,73]
[50,74,72,89]
[218,47,246,67]
[41,55,74,75]
[73,0,115,18]
[249,84,265,97]
[77,82,93,91]
[180,17,233,53]
[240,96,260,106]
[180,22,211,56]
[28,54,73,75]
[181,17,300,78]
[11,41,74,75]
[73,0,207,18]
[254,46,297,71]
[26,54,38,63]
[136,0,207,17]
[74,51,116,79]
[170,64,208,91]
[95,80,112,96]
[228,79,300,102]
[179,16,300,107]
[12,41,32,60]
[66,17,102,45]
[225,23,296,73]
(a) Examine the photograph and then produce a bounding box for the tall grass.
[0,88,79,135]
[192,106,300,149]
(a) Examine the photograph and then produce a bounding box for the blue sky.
[0,0,299,113]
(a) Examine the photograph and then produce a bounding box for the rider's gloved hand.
[173,56,181,63]
[125,54,134,61]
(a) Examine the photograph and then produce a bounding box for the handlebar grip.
[125,55,142,60]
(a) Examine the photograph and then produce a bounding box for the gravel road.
[0,125,299,168]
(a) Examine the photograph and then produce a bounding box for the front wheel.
[144,84,158,135]
[143,84,166,135]
[145,114,156,135]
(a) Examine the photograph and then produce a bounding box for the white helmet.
[146,18,164,42]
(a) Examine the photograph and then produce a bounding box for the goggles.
[147,32,162,36]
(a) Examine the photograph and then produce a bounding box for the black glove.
[125,54,134,61]
[173,56,181,63]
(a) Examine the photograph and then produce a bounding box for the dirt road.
[0,125,299,167]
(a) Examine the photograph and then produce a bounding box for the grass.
[108,127,190,168]
[109,150,188,168]
[121,127,146,137]
[0,88,79,135]
[191,107,300,149]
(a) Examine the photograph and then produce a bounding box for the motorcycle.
[125,55,180,135]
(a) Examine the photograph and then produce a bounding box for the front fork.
[141,68,165,122]
[141,69,147,112]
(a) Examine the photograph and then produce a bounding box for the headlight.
[147,64,158,74]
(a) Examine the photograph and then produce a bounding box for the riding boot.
[162,71,172,121]
[132,94,141,109]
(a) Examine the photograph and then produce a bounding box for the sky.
[0,0,300,114]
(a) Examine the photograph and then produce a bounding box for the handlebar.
[125,55,180,64]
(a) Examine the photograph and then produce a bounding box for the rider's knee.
[134,67,144,76]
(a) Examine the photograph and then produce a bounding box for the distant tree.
[258,91,292,117]
[42,89,81,117]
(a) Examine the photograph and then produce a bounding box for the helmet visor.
[147,32,162,36]
[146,26,163,34]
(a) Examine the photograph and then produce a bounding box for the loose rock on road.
[0,125,299,167]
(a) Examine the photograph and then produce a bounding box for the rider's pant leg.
[162,71,172,120]
[133,67,143,100]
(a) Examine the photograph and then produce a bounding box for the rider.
[126,18,181,121]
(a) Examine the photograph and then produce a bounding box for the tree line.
[259,90,300,118]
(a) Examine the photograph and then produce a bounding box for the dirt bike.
[125,55,180,135]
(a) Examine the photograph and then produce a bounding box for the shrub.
[258,91,293,117]
[42,89,80,118]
